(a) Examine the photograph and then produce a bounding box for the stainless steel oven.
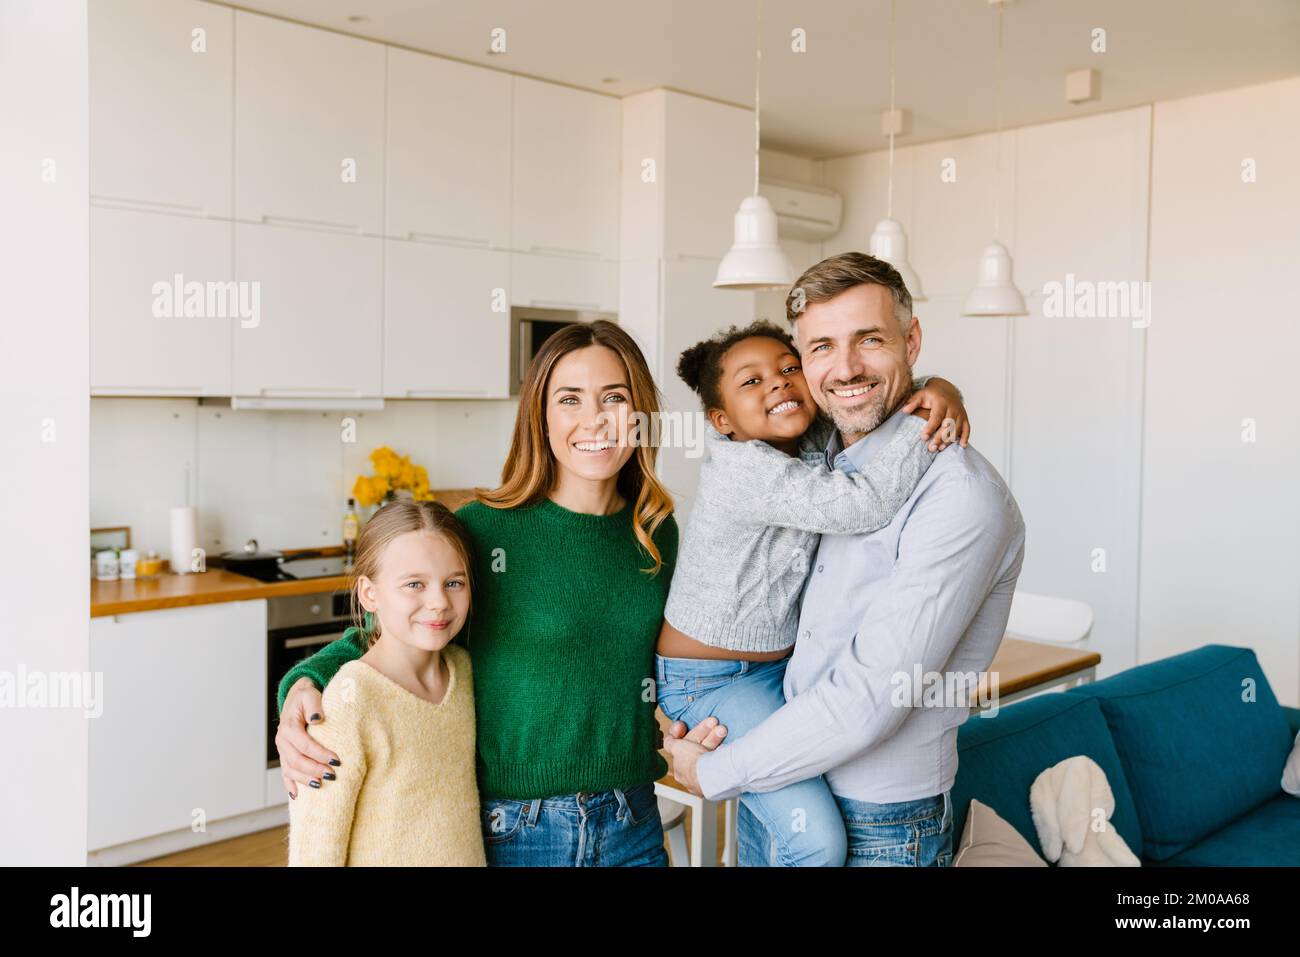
[266,590,352,767]
[510,305,617,395]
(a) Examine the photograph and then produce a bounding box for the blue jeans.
[739,789,953,866]
[479,782,668,867]
[655,654,847,867]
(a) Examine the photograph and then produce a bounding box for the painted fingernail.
[308,780,321,789]
[289,792,296,800]
[309,713,321,722]
[329,758,341,766]
[323,771,336,781]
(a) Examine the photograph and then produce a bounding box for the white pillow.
[1283,730,1300,797]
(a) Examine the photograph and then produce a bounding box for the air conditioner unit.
[759,177,843,241]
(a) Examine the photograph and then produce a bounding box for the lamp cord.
[994,0,1005,242]
[887,0,896,219]
[753,0,763,196]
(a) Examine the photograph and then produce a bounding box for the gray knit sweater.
[662,410,937,653]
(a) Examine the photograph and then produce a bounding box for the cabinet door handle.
[261,216,360,235]
[409,232,490,248]
[91,196,207,217]
[528,245,600,260]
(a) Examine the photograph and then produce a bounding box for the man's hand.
[901,376,970,451]
[661,715,729,797]
[276,677,340,799]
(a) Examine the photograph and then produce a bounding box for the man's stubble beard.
[821,369,912,442]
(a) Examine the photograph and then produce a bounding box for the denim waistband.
[833,790,950,825]
[483,782,650,815]
[655,653,786,683]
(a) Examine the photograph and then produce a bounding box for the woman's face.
[545,344,638,486]
[358,530,470,652]
[710,336,817,444]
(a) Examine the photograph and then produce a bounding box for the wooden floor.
[136,803,730,866]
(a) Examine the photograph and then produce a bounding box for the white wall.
[815,80,1300,702]
[620,90,756,521]
[89,398,517,559]
[0,0,90,866]
[1140,77,1300,704]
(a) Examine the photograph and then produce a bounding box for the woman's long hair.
[477,320,675,574]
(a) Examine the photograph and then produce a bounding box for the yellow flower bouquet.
[352,446,435,507]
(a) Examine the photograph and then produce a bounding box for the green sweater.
[277,497,675,800]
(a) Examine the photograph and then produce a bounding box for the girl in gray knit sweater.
[655,320,969,867]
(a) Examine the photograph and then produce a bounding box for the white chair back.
[1006,591,1094,646]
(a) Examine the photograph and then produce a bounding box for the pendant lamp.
[962,0,1027,316]
[714,0,794,290]
[869,0,925,301]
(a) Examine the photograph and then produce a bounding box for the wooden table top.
[654,636,1100,792]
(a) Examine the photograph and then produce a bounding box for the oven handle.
[268,620,351,644]
[283,634,342,650]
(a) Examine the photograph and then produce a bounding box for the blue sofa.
[951,644,1300,865]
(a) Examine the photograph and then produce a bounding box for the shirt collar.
[823,404,912,475]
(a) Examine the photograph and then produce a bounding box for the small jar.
[136,551,164,579]
[94,550,120,581]
[119,549,139,580]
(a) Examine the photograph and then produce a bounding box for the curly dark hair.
[676,320,796,412]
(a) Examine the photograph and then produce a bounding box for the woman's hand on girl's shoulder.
[277,676,341,800]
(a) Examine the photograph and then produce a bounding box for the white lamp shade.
[713,195,795,290]
[868,218,925,302]
[962,241,1028,316]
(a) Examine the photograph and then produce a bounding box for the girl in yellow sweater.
[288,500,486,866]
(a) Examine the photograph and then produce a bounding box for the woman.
[275,321,724,866]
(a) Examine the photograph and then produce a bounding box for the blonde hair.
[476,320,675,575]
[349,500,475,649]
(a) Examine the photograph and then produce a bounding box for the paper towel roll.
[169,506,198,575]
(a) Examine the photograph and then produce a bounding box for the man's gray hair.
[786,251,914,333]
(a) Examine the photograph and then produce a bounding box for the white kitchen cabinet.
[658,257,756,521]
[232,223,383,399]
[89,0,233,217]
[385,240,511,398]
[88,600,267,851]
[662,94,755,262]
[512,77,620,261]
[510,251,619,314]
[386,48,512,248]
[234,11,385,234]
[90,206,233,396]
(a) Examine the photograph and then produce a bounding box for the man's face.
[792,283,922,444]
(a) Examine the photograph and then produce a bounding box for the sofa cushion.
[1152,794,1300,867]
[954,798,1048,867]
[1066,645,1293,862]
[953,692,1142,860]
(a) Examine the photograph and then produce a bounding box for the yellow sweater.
[288,644,486,866]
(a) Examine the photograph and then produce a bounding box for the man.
[663,252,1026,866]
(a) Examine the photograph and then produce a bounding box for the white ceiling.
[224,0,1300,158]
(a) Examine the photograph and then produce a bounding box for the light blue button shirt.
[696,405,1026,804]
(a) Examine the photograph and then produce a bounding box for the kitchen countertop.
[91,567,353,617]
[91,489,480,618]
